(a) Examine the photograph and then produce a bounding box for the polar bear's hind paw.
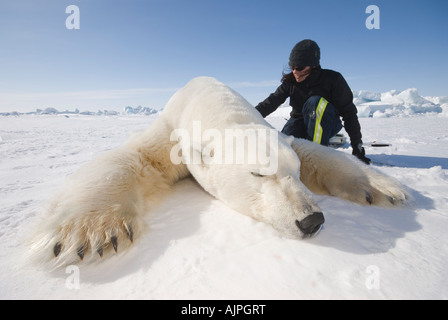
[53,227,133,260]
[49,213,138,262]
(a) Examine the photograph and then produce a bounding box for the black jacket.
[255,68,362,148]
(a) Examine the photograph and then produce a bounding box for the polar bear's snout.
[296,211,325,237]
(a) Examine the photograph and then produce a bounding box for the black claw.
[53,242,62,257]
[387,196,395,205]
[127,226,134,243]
[77,244,86,260]
[124,223,134,242]
[366,192,373,205]
[97,246,104,258]
[111,236,118,253]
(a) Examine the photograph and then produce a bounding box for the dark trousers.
[281,96,343,146]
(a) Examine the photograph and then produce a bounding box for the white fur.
[30,77,410,267]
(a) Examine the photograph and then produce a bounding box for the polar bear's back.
[161,77,268,130]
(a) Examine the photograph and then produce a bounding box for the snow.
[1,89,448,300]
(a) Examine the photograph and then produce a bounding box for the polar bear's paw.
[291,138,411,208]
[364,173,411,207]
[44,210,142,265]
[341,180,409,207]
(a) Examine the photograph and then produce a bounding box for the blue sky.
[0,0,447,112]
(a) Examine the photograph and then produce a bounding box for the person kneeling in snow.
[255,39,371,165]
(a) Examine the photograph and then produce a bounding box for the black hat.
[289,39,320,67]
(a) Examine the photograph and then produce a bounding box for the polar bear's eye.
[251,172,265,178]
[251,172,277,180]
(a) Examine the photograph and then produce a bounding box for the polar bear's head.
[184,126,324,239]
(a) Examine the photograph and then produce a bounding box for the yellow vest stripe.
[313,97,329,144]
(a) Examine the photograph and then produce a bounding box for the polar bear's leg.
[32,118,189,266]
[290,138,409,207]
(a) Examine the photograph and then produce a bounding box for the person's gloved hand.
[352,142,371,165]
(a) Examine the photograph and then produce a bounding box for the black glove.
[352,143,371,165]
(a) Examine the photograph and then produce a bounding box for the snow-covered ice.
[0,88,447,300]
[353,88,447,118]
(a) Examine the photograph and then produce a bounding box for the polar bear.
[31,77,409,266]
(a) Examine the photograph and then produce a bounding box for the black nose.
[296,212,325,235]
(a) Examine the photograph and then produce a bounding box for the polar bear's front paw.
[369,181,410,207]
[50,210,141,263]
